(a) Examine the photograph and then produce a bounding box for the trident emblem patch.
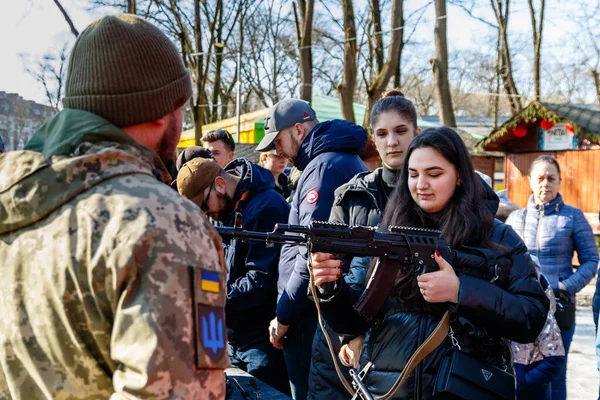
[481,369,493,382]
[198,305,226,362]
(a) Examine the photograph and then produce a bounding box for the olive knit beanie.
[63,14,192,127]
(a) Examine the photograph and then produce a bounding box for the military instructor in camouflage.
[0,14,229,399]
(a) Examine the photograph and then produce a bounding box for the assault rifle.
[215,217,452,321]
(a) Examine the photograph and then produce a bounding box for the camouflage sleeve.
[108,197,229,399]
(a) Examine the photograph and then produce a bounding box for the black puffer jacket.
[319,221,549,399]
[308,168,393,399]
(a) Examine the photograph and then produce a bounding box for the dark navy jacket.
[276,119,368,326]
[223,158,291,345]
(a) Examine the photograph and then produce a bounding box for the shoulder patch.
[198,305,227,363]
[200,269,220,293]
[306,189,319,204]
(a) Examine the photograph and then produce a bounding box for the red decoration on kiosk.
[565,124,575,133]
[539,120,554,130]
[513,125,527,138]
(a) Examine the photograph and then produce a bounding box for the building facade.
[0,91,54,151]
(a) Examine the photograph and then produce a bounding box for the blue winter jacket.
[506,194,598,300]
[222,158,291,345]
[276,120,368,325]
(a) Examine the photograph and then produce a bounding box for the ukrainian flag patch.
[201,270,220,293]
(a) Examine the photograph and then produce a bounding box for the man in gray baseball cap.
[255,99,317,158]
[259,97,368,400]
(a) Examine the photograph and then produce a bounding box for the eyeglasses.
[200,182,214,212]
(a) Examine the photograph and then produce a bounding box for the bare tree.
[573,0,600,105]
[371,0,384,74]
[191,0,219,143]
[208,0,247,122]
[52,0,79,37]
[20,42,71,111]
[362,0,404,127]
[293,0,314,101]
[391,0,404,89]
[87,0,141,15]
[128,0,137,13]
[242,1,299,106]
[491,0,522,115]
[143,0,231,143]
[431,0,456,126]
[337,0,357,122]
[527,0,545,101]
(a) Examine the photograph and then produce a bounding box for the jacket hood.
[295,120,367,171]
[26,109,139,158]
[0,110,170,235]
[225,158,276,209]
[480,175,500,216]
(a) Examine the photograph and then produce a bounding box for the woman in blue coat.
[310,127,549,399]
[507,155,599,400]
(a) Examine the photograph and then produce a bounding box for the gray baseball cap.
[256,98,317,151]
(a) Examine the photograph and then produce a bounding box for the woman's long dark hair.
[372,127,496,305]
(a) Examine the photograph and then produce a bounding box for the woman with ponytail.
[307,89,420,399]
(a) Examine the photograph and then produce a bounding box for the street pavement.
[567,307,597,399]
[567,278,598,400]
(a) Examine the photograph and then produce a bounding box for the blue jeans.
[551,322,575,400]
[229,337,291,396]
[282,316,317,400]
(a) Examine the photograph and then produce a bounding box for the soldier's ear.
[214,176,227,193]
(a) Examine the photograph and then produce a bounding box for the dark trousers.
[515,363,552,400]
[551,322,575,400]
[282,317,317,400]
[229,337,291,396]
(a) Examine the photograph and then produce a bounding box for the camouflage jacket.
[0,110,229,399]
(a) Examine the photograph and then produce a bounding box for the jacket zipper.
[535,207,544,259]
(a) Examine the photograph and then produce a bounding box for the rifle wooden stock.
[352,258,402,321]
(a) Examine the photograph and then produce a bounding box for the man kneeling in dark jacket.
[177,157,291,395]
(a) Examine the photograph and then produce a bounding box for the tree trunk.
[394,50,403,89]
[193,0,204,145]
[527,0,545,101]
[211,51,224,123]
[493,32,501,128]
[211,5,225,123]
[592,69,600,106]
[491,0,522,115]
[293,0,314,101]
[393,0,404,89]
[371,0,384,73]
[52,0,79,37]
[362,0,404,128]
[127,0,137,14]
[337,0,357,123]
[431,0,456,127]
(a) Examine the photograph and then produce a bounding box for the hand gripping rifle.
[215,217,453,321]
[217,217,454,399]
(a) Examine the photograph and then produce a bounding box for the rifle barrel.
[215,227,305,245]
